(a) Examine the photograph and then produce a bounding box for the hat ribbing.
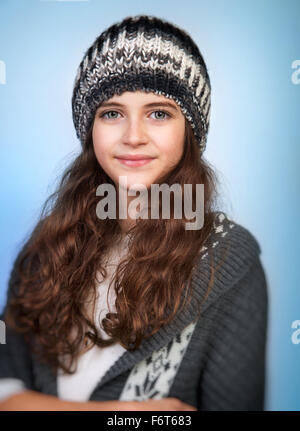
[72,15,211,154]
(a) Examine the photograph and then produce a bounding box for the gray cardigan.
[0,211,268,410]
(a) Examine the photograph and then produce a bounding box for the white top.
[0,235,129,403]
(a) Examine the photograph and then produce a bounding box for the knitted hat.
[72,15,211,154]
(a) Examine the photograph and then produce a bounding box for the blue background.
[0,0,299,410]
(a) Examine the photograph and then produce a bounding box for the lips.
[115,154,156,167]
[115,154,155,160]
[116,157,155,167]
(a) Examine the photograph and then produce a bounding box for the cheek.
[160,130,185,163]
[92,127,111,162]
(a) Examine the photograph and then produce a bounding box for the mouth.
[115,154,156,167]
[115,157,155,167]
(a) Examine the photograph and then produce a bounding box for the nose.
[122,115,148,146]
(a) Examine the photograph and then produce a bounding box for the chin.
[125,183,149,192]
[117,176,151,189]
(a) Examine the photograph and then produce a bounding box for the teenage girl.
[0,15,268,411]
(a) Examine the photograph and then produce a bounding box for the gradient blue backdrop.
[0,0,299,411]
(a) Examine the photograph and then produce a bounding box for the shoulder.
[202,210,263,273]
[201,210,262,262]
[190,211,267,313]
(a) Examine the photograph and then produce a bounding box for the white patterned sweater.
[0,212,268,410]
[0,235,129,402]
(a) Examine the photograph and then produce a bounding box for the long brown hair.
[4,117,223,376]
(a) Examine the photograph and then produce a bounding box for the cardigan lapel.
[31,212,260,399]
[31,249,212,398]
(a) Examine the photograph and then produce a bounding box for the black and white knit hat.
[72,15,211,154]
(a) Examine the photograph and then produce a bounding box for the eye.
[150,110,170,120]
[100,110,120,120]
[99,109,171,121]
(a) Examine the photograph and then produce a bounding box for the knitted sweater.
[0,211,268,410]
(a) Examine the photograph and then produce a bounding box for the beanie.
[72,15,211,154]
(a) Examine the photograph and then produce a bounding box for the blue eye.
[99,110,170,120]
[151,110,170,120]
[100,110,120,119]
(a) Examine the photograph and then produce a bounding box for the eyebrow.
[98,101,179,112]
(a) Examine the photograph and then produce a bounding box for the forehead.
[100,90,179,109]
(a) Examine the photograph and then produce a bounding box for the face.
[92,91,185,193]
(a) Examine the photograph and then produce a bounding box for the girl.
[0,15,268,411]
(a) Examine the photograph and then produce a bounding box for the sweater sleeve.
[197,255,268,411]
[0,378,27,402]
[0,243,35,392]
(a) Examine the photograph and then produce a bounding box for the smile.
[116,158,155,167]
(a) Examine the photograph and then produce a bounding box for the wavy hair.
[4,116,224,376]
